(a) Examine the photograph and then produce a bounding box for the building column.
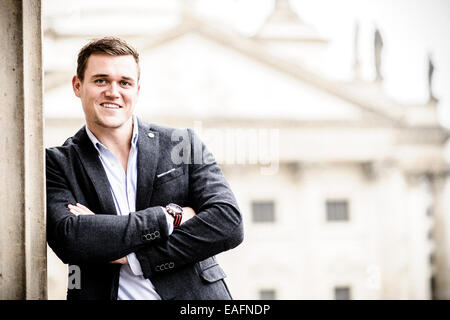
[0,0,46,299]
[430,173,450,299]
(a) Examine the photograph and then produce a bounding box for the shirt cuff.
[127,252,144,276]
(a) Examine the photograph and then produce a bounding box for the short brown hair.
[76,37,140,81]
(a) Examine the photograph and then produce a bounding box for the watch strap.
[166,204,183,227]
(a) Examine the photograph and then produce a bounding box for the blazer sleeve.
[46,149,170,265]
[134,129,244,278]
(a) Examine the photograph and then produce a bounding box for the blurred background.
[42,0,450,299]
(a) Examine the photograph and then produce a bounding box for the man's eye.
[94,79,106,84]
[120,81,131,86]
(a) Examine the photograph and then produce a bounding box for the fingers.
[182,207,196,216]
[75,203,95,214]
[67,204,81,216]
[68,203,95,216]
[109,257,128,264]
[181,207,196,224]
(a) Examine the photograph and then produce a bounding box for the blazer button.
[142,234,152,241]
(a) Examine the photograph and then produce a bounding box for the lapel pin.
[147,132,155,138]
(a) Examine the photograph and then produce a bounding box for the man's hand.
[68,203,95,216]
[67,203,128,265]
[109,256,128,264]
[181,207,196,224]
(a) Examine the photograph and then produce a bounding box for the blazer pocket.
[199,264,227,283]
[154,166,184,186]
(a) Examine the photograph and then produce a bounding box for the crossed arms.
[46,129,244,279]
[66,203,196,265]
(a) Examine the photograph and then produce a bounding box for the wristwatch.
[165,203,183,227]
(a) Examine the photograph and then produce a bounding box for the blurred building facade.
[43,0,449,299]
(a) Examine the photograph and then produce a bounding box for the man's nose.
[104,82,120,98]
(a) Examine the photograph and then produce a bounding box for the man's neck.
[87,118,134,170]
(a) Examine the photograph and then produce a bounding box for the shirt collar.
[85,115,139,153]
[131,115,139,146]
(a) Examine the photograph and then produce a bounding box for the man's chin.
[94,118,130,130]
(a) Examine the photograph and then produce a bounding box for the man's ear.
[72,75,82,97]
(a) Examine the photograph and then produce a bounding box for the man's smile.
[100,102,122,109]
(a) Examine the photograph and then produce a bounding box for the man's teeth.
[101,103,120,109]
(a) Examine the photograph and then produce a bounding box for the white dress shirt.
[85,115,173,300]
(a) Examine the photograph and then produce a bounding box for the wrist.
[162,207,175,234]
[165,203,183,227]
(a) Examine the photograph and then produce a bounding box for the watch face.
[168,203,183,214]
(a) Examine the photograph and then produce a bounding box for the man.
[46,37,244,300]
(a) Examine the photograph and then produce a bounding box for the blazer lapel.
[72,127,117,215]
[135,119,160,211]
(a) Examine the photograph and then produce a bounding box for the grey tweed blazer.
[46,118,244,300]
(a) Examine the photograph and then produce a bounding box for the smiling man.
[46,37,244,300]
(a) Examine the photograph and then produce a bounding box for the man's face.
[72,53,140,130]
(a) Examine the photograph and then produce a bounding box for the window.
[252,201,275,223]
[259,289,276,300]
[334,286,351,300]
[326,200,349,221]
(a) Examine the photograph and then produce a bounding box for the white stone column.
[0,0,46,299]
[431,173,450,299]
